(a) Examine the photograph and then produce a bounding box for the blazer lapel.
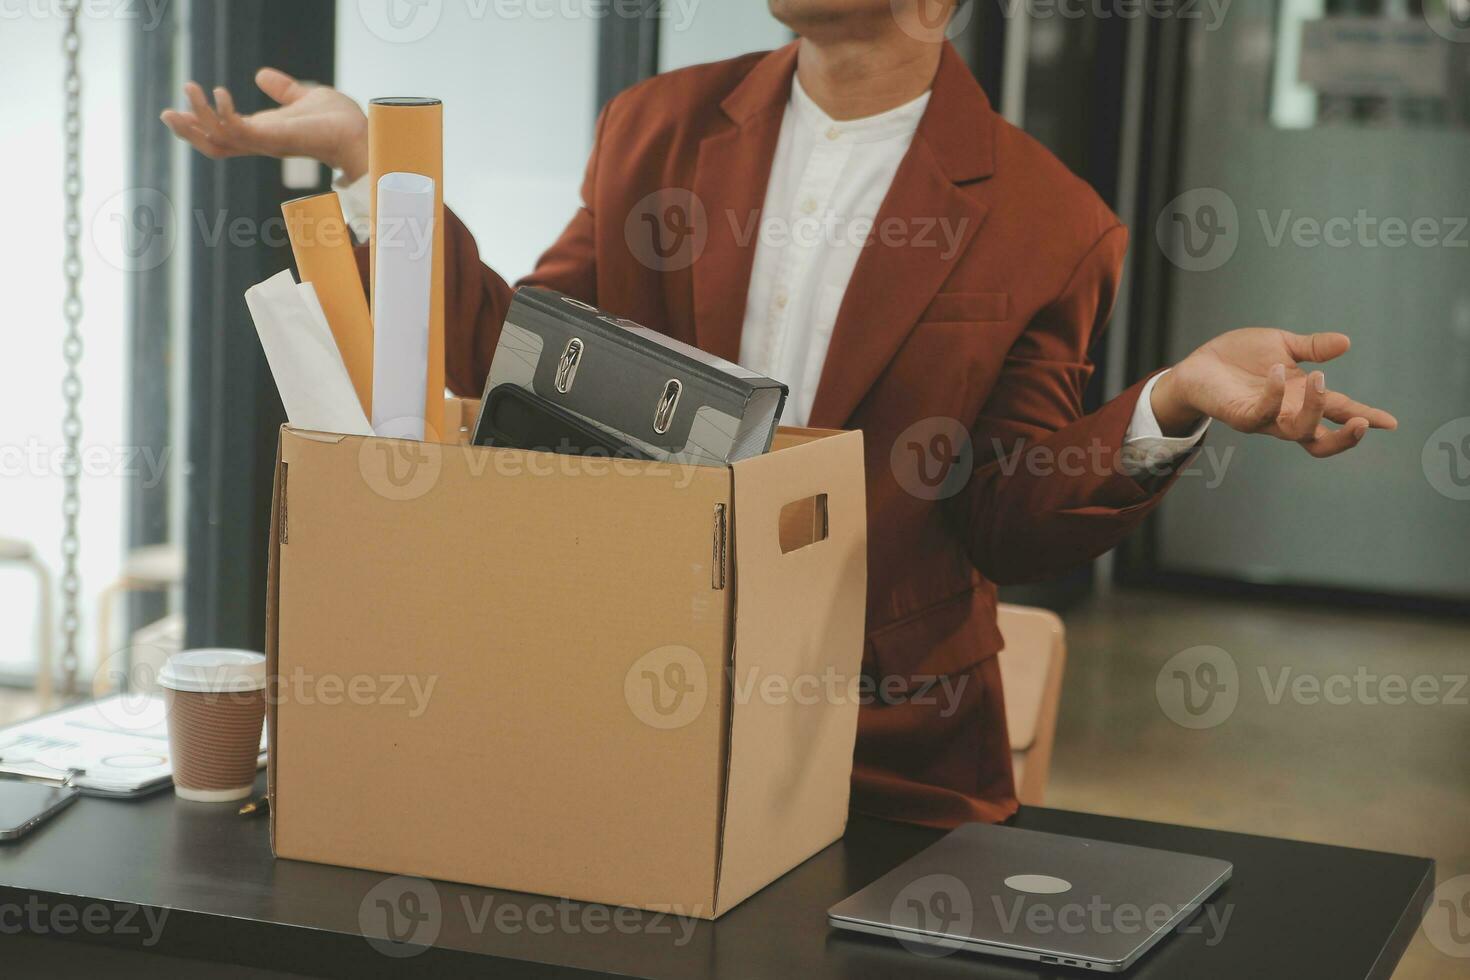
[691,45,798,362]
[806,44,998,430]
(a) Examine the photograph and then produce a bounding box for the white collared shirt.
[334,79,1207,467]
[728,77,1206,460]
[736,79,932,427]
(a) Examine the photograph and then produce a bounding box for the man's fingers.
[1303,418,1369,458]
[1323,392,1398,430]
[1278,371,1325,441]
[160,110,226,158]
[256,67,307,106]
[1249,363,1288,430]
[183,81,221,135]
[159,108,197,133]
[1281,330,1351,365]
[213,86,240,125]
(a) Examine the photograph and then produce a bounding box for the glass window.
[336,3,598,280]
[0,10,175,719]
[658,6,793,74]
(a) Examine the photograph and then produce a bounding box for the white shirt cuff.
[1119,369,1211,477]
[333,171,373,242]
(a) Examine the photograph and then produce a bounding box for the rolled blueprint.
[369,97,444,440]
[371,172,436,441]
[281,192,374,416]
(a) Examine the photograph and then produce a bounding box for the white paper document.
[0,696,266,797]
[245,270,373,436]
[372,171,436,440]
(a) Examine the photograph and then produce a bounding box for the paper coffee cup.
[158,649,267,803]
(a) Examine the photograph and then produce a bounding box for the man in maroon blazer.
[164,1,1393,827]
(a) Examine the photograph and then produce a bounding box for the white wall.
[336,1,599,281]
[658,3,792,74]
[1154,0,1470,596]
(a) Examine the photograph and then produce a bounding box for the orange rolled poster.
[369,97,445,441]
[280,192,374,416]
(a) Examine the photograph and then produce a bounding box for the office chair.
[93,543,183,696]
[996,603,1068,807]
[0,537,55,711]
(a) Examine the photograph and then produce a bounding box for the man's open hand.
[160,68,369,181]
[1151,328,1397,458]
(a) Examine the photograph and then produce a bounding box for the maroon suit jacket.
[368,42,1181,828]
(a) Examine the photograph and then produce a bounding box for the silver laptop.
[828,823,1232,973]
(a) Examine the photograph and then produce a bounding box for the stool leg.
[93,580,127,697]
[30,558,55,711]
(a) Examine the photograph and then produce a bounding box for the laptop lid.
[828,822,1232,971]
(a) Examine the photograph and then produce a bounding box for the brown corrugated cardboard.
[265,400,866,918]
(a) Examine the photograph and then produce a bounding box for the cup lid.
[158,649,267,694]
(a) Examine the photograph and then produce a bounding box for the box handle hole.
[778,493,828,554]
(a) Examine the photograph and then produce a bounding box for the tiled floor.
[1049,588,1470,979]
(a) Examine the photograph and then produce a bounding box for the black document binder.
[473,383,650,459]
[473,288,788,467]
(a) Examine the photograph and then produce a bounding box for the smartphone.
[0,782,80,841]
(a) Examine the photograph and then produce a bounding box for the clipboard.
[0,695,266,799]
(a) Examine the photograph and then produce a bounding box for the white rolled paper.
[244,270,373,436]
[371,172,437,441]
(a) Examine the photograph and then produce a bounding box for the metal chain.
[59,0,84,700]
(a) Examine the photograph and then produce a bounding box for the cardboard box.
[265,399,867,918]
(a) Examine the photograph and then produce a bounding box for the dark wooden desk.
[0,774,1433,979]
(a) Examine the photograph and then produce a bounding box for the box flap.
[714,429,867,914]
